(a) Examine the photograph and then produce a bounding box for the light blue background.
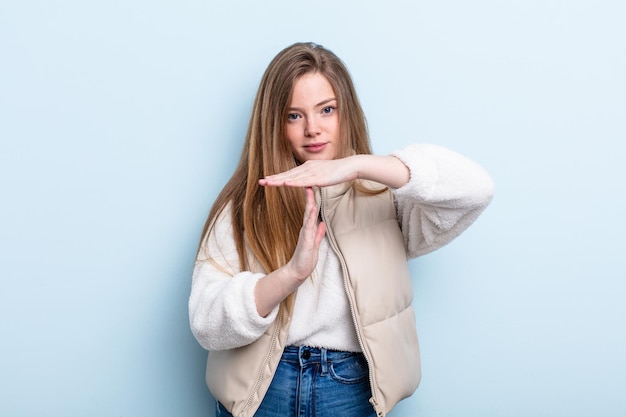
[1,0,624,416]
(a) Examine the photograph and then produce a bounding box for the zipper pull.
[369,397,384,417]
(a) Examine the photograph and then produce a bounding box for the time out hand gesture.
[254,155,410,317]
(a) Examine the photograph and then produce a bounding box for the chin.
[312,152,337,161]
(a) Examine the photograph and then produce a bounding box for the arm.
[254,187,326,317]
[189,209,276,351]
[189,188,325,350]
[390,144,495,258]
[259,144,494,258]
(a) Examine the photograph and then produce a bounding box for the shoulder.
[197,202,236,261]
[211,203,234,239]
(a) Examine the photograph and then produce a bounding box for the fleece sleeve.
[188,209,279,351]
[390,144,495,258]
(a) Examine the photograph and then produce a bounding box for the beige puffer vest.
[205,181,420,417]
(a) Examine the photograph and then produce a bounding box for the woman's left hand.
[259,158,358,188]
[259,154,410,189]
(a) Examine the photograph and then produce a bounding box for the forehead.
[289,73,336,105]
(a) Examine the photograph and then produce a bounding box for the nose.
[304,117,321,137]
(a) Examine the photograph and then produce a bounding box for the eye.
[287,113,300,121]
[322,106,335,115]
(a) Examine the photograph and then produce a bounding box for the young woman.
[189,42,494,417]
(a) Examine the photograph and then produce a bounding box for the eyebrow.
[288,98,337,112]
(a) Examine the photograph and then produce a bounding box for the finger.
[259,166,300,185]
[314,222,326,247]
[260,164,320,187]
[259,177,285,187]
[304,186,315,203]
[258,173,285,186]
[304,188,325,248]
[303,187,317,225]
[298,187,315,236]
[261,176,311,188]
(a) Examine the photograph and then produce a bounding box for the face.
[285,72,339,163]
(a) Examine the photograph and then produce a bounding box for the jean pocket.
[329,354,369,384]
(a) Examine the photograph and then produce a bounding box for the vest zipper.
[240,314,282,416]
[319,187,384,417]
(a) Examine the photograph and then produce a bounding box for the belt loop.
[298,346,306,367]
[320,348,328,375]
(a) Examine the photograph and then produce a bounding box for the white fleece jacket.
[189,144,494,352]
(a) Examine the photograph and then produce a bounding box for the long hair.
[198,42,375,315]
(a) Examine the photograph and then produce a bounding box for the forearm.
[352,154,410,189]
[254,264,303,317]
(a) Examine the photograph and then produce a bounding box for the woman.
[189,42,494,417]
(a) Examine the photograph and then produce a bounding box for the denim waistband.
[282,346,363,368]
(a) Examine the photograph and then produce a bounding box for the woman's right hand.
[254,187,326,317]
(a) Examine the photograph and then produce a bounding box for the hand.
[283,187,326,282]
[259,158,358,188]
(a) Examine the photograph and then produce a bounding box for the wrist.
[255,266,300,318]
[348,154,367,181]
[356,154,409,188]
[281,261,309,286]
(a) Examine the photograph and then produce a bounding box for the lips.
[304,142,328,153]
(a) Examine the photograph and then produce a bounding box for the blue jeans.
[216,346,376,417]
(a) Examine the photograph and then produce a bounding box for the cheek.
[325,117,340,143]
[323,112,339,130]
